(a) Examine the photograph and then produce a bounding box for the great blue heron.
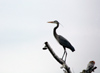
[48,20,75,61]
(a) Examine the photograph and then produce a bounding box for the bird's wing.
[57,35,75,52]
[57,35,71,47]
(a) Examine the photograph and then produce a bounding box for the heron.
[48,20,75,61]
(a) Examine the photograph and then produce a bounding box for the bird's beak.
[47,21,54,23]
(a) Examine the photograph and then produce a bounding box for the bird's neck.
[53,23,59,38]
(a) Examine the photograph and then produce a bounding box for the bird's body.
[56,35,75,52]
[48,20,75,61]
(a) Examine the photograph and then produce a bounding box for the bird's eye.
[54,21,56,23]
[54,20,58,23]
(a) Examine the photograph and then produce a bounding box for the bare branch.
[43,42,72,73]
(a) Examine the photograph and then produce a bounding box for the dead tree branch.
[43,42,72,73]
[42,42,97,73]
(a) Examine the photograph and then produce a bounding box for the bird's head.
[90,61,95,64]
[47,20,59,24]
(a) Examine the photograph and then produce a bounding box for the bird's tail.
[71,46,75,52]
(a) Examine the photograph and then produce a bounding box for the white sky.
[0,0,100,73]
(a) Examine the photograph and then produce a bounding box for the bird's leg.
[62,50,66,60]
[61,50,67,69]
[64,50,67,62]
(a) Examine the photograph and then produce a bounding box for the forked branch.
[42,42,97,73]
[43,42,71,73]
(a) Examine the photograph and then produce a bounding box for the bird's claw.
[60,58,63,60]
[60,63,66,69]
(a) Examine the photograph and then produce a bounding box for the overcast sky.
[0,0,100,73]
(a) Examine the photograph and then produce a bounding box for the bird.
[86,61,95,71]
[47,20,75,61]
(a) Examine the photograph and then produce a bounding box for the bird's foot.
[60,63,66,69]
[60,58,66,63]
[60,58,65,62]
[59,56,63,60]
[60,58,63,60]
